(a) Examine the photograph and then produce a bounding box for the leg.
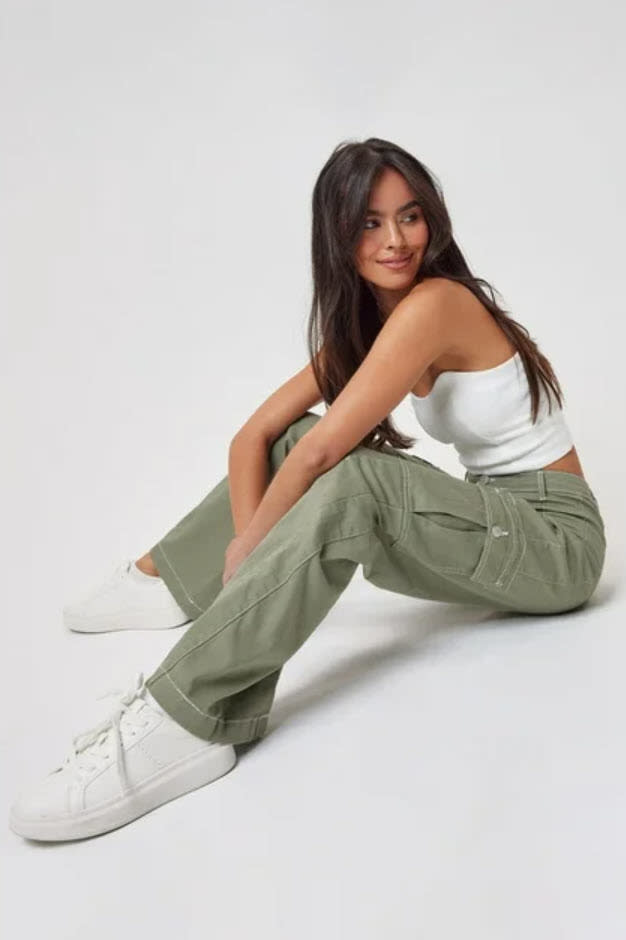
[12,435,605,840]
[145,411,323,620]
[147,420,606,747]
[135,552,160,576]
[144,443,519,745]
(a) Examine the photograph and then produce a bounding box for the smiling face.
[355,166,429,317]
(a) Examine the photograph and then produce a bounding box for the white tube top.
[409,351,574,474]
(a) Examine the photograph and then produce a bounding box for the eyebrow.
[366,199,420,216]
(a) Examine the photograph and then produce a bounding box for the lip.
[378,254,412,270]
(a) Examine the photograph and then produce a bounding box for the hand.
[222,535,253,586]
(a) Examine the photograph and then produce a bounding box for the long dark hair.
[307,136,566,452]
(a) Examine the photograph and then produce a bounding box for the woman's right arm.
[227,354,324,535]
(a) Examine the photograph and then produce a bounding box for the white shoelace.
[61,671,153,798]
[109,559,134,586]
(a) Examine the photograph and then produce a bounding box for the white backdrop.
[2,1,624,937]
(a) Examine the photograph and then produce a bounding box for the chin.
[376,268,416,284]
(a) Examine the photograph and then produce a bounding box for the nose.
[382,220,407,247]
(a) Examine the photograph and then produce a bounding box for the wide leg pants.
[145,411,607,745]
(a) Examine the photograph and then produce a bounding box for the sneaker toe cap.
[11,768,72,823]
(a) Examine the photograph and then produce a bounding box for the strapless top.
[409,352,574,474]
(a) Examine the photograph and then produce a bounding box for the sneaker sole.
[9,743,237,841]
[64,608,191,633]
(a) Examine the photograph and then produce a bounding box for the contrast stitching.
[498,491,527,590]
[542,489,598,503]
[491,489,518,587]
[390,534,494,578]
[388,532,466,574]
[469,484,494,583]
[155,543,204,614]
[313,490,404,512]
[156,480,405,633]
[392,461,411,547]
[423,565,477,574]
[514,570,596,586]
[524,537,563,546]
[151,669,270,723]
[538,470,547,500]
[157,524,378,673]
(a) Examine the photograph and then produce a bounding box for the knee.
[289,410,321,437]
[304,453,368,506]
[269,411,321,461]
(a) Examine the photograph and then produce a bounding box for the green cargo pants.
[145,410,607,745]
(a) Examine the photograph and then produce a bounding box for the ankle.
[135,553,160,577]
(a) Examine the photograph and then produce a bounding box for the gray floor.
[3,554,622,939]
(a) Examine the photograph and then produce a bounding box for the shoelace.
[62,671,154,797]
[110,559,134,583]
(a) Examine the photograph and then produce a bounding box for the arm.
[228,433,272,536]
[227,352,325,536]
[235,280,454,562]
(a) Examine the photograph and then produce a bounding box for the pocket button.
[491,525,509,538]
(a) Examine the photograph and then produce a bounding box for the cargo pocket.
[395,468,524,591]
[468,486,526,591]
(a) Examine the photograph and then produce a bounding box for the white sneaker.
[63,559,192,633]
[9,671,237,841]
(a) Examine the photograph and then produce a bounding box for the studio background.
[2,1,624,937]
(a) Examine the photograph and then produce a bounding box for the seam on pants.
[468,483,495,584]
[310,490,405,512]
[524,536,563,546]
[496,489,527,589]
[391,460,410,547]
[469,485,526,590]
[152,669,271,722]
[390,531,487,577]
[513,570,597,586]
[155,542,204,614]
[158,524,378,673]
[538,470,547,500]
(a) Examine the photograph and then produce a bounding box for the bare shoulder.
[408,276,515,370]
[401,276,474,340]
[408,275,476,307]
[414,273,494,319]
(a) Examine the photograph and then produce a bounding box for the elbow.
[294,441,332,476]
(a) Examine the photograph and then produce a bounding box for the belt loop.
[537,469,547,501]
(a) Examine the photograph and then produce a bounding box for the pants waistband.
[464,468,597,502]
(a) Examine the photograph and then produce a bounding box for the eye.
[364,212,421,230]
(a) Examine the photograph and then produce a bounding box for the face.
[354,166,429,317]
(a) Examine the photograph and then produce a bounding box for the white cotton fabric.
[409,352,574,475]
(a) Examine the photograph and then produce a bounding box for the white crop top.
[409,351,574,475]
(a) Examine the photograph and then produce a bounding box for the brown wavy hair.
[307,136,566,452]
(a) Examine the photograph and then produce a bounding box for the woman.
[9,137,606,841]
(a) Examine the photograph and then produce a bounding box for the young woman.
[9,137,606,841]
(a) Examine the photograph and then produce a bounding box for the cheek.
[416,221,429,244]
[355,239,375,267]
